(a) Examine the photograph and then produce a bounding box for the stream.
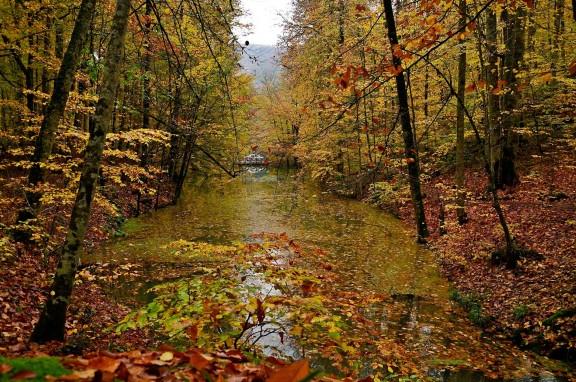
[88,168,572,382]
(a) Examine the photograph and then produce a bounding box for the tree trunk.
[26,13,35,113]
[142,0,152,130]
[485,10,502,186]
[17,0,97,226]
[337,0,346,45]
[168,82,181,180]
[498,7,524,188]
[552,0,565,75]
[41,17,53,101]
[383,0,429,241]
[31,0,131,343]
[455,0,467,225]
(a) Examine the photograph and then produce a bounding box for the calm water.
[90,169,572,381]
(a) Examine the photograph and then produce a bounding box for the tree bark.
[552,0,565,75]
[17,0,97,226]
[168,82,182,180]
[31,0,131,343]
[455,0,467,225]
[41,16,53,100]
[142,0,152,130]
[485,9,502,186]
[383,0,429,241]
[498,7,524,188]
[26,13,35,113]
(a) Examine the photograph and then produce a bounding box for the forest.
[0,0,574,381]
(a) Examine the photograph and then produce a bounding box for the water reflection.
[90,170,572,381]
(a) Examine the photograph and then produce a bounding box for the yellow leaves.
[103,149,140,162]
[107,129,171,147]
[290,325,304,337]
[159,352,174,362]
[537,72,554,84]
[425,15,437,26]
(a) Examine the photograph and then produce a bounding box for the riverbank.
[1,166,574,380]
[394,145,576,361]
[0,174,176,356]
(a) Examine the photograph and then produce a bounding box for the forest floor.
[0,176,176,357]
[397,138,576,361]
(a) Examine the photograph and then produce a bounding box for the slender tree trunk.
[17,0,97,226]
[485,9,502,184]
[455,0,467,225]
[423,63,430,146]
[337,0,346,45]
[41,17,52,101]
[26,13,35,113]
[552,0,565,75]
[526,1,538,69]
[174,134,194,202]
[168,82,181,180]
[142,0,152,130]
[31,0,131,343]
[383,0,429,241]
[55,20,64,59]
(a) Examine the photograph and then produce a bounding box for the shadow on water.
[88,168,572,381]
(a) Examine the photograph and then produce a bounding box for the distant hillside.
[239,44,282,86]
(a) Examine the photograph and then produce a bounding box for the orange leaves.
[267,360,310,382]
[384,64,404,77]
[339,67,352,89]
[187,351,211,370]
[465,83,477,94]
[333,67,352,89]
[87,355,121,373]
[523,0,535,8]
[256,298,266,324]
[391,44,413,62]
[491,80,509,95]
[11,370,37,380]
[568,61,576,78]
[186,323,199,341]
[334,65,371,90]
[538,72,554,84]
[46,350,312,382]
[0,364,12,374]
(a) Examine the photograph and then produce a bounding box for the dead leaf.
[267,359,310,382]
[11,370,37,380]
[159,352,174,362]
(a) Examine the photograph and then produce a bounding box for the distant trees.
[17,0,96,228]
[273,0,575,257]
